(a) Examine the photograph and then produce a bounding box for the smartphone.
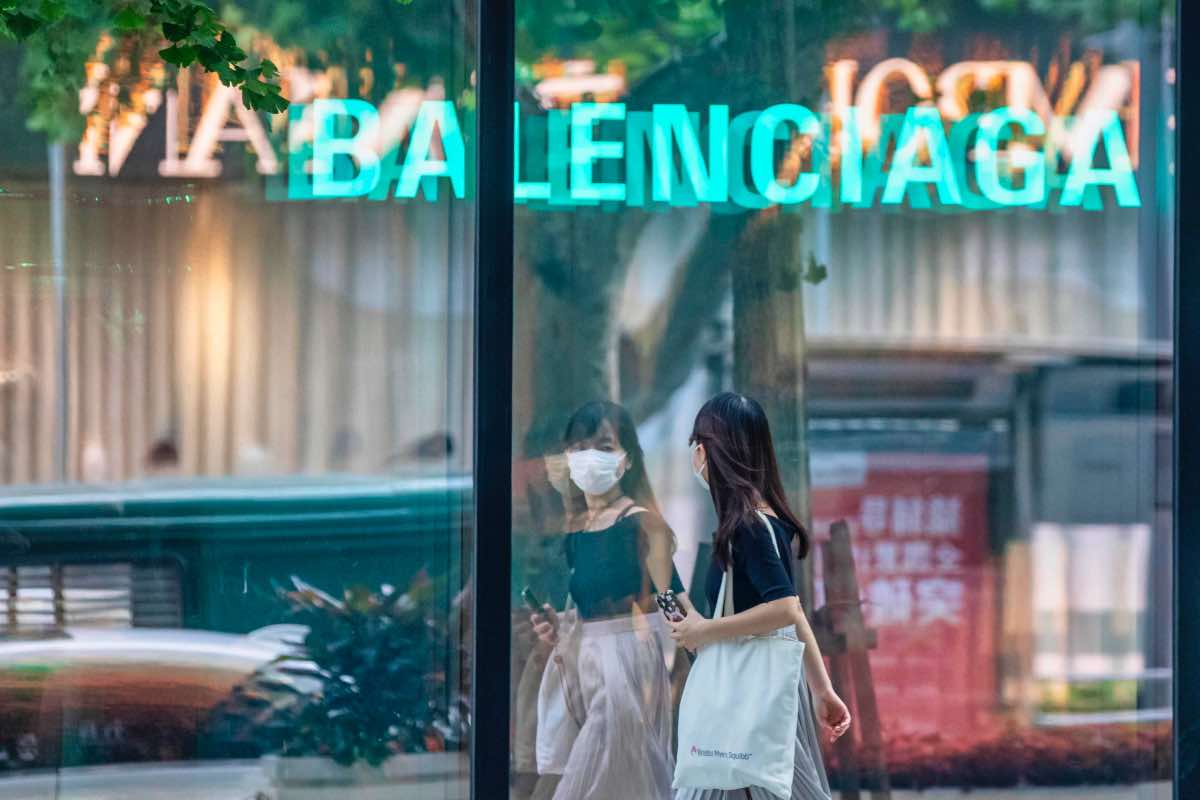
[657,590,696,663]
[521,586,544,612]
[656,590,686,621]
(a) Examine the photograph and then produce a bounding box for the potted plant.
[207,573,469,800]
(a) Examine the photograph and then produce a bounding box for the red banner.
[810,452,996,736]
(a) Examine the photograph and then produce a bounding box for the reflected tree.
[518,1,871,604]
[511,0,1171,608]
[1,0,288,140]
[1,0,1173,547]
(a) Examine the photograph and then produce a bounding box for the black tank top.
[565,508,685,620]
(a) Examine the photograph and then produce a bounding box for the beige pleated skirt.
[539,614,676,800]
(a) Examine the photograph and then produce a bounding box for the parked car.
[0,627,289,767]
[0,626,289,799]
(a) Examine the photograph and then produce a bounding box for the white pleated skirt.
[543,614,676,800]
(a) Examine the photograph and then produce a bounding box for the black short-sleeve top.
[705,514,798,615]
[565,509,684,620]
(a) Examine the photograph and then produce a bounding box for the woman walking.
[532,400,691,800]
[670,392,852,800]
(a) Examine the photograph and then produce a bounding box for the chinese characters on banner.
[810,452,996,736]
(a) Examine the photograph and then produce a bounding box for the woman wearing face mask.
[671,392,851,800]
[513,419,585,800]
[531,400,691,800]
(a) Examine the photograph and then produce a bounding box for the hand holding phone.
[657,590,696,663]
[523,587,558,647]
[656,590,686,622]
[521,586,543,612]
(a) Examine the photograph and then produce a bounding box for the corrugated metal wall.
[0,183,474,486]
[804,205,1153,350]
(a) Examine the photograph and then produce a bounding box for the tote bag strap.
[754,510,784,560]
[715,563,731,620]
[716,511,783,620]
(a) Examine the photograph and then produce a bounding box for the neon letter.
[883,107,962,206]
[515,103,550,202]
[855,59,933,148]
[726,112,769,211]
[395,100,466,199]
[570,102,626,202]
[840,107,863,204]
[312,99,380,198]
[976,107,1047,206]
[750,103,821,205]
[651,104,729,204]
[1060,110,1140,208]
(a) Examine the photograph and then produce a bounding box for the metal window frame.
[472,0,516,797]
[1176,0,1195,796]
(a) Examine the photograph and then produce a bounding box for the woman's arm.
[642,512,678,594]
[639,511,703,616]
[790,603,834,697]
[671,517,797,647]
[668,595,796,649]
[791,603,854,741]
[668,584,835,693]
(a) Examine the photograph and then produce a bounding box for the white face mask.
[567,449,627,496]
[691,442,709,490]
[543,453,572,496]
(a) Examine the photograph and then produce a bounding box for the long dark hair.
[563,400,661,517]
[691,392,809,567]
[521,412,585,531]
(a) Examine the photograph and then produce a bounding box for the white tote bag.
[535,600,585,774]
[674,511,804,799]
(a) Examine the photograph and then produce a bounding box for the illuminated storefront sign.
[287,99,1138,210]
[70,56,1141,211]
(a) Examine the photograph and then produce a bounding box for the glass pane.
[0,4,475,798]
[510,2,1174,799]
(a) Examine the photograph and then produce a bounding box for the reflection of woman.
[532,401,690,800]
[513,417,582,800]
[670,393,851,800]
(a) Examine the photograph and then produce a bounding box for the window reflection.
[512,1,1174,798]
[0,1,475,796]
[518,402,684,798]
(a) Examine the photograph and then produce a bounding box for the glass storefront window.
[0,3,475,797]
[0,1,1184,798]
[509,2,1174,799]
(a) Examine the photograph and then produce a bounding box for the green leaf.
[159,43,196,65]
[214,63,241,84]
[161,21,189,40]
[259,92,289,114]
[190,3,216,27]
[194,44,222,69]
[4,12,45,38]
[259,58,278,79]
[113,5,146,31]
[214,30,245,60]
[572,18,603,40]
[802,255,828,286]
[38,0,66,24]
[241,77,269,96]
